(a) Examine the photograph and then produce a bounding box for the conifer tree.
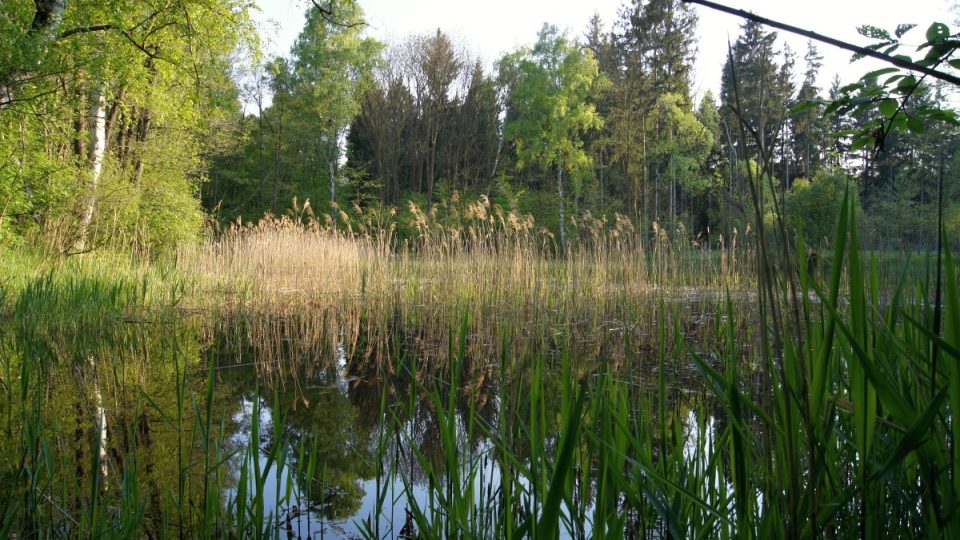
[791,41,828,180]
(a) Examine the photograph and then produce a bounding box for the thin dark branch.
[56,23,161,61]
[57,8,171,42]
[683,0,960,87]
[311,0,366,28]
[117,29,162,60]
[58,24,115,40]
[130,8,166,33]
[0,86,62,107]
[142,20,178,42]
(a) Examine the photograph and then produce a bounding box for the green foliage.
[499,24,604,251]
[650,92,714,196]
[500,24,604,176]
[825,22,960,152]
[786,170,859,248]
[944,204,960,244]
[0,0,256,255]
[287,1,382,213]
[0,137,80,246]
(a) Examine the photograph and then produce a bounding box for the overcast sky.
[253,0,957,100]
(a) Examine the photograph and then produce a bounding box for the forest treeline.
[1,0,958,256]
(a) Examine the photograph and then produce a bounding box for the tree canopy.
[1,0,957,254]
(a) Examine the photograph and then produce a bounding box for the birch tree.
[499,24,603,254]
[289,0,381,224]
[0,0,256,252]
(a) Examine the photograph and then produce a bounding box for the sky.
[252,0,958,101]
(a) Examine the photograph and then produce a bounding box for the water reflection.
[1,295,741,538]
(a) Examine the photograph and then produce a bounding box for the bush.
[786,170,859,249]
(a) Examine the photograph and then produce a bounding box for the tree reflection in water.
[2,292,727,537]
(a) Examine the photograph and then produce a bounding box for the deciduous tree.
[499,24,604,253]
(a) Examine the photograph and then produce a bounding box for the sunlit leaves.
[499,24,604,175]
[0,0,258,251]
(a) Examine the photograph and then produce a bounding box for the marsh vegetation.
[4,0,960,538]
[3,201,960,538]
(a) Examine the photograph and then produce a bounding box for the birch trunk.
[328,156,338,227]
[75,86,106,253]
[87,354,109,489]
[487,132,503,199]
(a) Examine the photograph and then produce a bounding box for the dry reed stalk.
[176,202,751,344]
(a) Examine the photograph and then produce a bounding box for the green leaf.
[896,23,918,38]
[841,82,864,93]
[889,115,907,133]
[864,67,899,80]
[926,22,950,43]
[859,25,892,41]
[1,501,22,540]
[879,98,899,118]
[924,43,951,61]
[897,75,918,89]
[810,189,849,424]
[927,109,960,125]
[535,384,586,538]
[907,116,926,134]
[885,74,906,86]
[949,59,960,69]
[901,313,960,363]
[870,388,948,483]
[851,134,876,151]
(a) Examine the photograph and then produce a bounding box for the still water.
[1,299,733,538]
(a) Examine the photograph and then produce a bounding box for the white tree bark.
[75,86,106,253]
[328,152,338,227]
[487,131,503,199]
[87,354,109,487]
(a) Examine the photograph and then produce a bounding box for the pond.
[0,293,744,538]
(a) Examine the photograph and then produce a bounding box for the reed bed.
[3,192,958,538]
[176,198,751,346]
[368,204,960,538]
